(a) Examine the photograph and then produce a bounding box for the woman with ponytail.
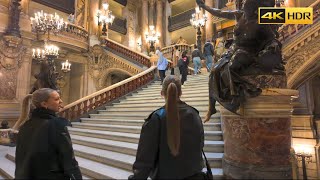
[129,75,204,179]
[15,88,82,179]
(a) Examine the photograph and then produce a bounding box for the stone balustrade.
[104,38,151,67]
[59,66,157,121]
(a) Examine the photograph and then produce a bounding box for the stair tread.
[73,144,136,164]
[0,155,15,179]
[72,122,222,132]
[76,156,132,179]
[71,134,224,146]
[69,127,140,138]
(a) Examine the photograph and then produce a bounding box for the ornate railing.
[161,43,193,60]
[105,38,151,67]
[109,17,127,35]
[278,1,320,43]
[61,23,89,41]
[168,9,195,32]
[59,66,157,121]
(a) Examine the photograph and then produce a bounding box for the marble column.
[149,0,155,25]
[220,88,298,179]
[205,0,214,41]
[156,0,163,48]
[141,0,149,53]
[164,0,172,47]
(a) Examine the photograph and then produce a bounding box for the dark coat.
[15,108,82,180]
[130,101,204,179]
[203,42,214,56]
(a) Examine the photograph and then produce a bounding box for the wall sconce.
[61,59,71,73]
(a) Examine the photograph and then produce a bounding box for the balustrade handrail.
[59,66,157,120]
[104,38,151,67]
[65,23,89,39]
[278,1,320,43]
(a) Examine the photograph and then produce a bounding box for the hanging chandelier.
[190,6,207,28]
[61,60,71,73]
[96,2,115,36]
[30,10,67,34]
[145,25,160,44]
[32,43,59,61]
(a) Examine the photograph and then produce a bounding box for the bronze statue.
[30,61,60,94]
[196,0,285,121]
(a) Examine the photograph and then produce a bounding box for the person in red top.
[178,50,190,86]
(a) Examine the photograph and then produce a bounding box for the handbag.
[202,149,214,180]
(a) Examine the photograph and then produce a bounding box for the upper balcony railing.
[60,23,89,42]
[59,66,157,121]
[104,38,151,67]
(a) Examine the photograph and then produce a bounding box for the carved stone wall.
[0,36,26,100]
[87,45,142,90]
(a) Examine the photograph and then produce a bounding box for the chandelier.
[61,60,71,73]
[97,2,115,36]
[32,43,59,61]
[190,6,208,28]
[145,25,160,52]
[30,10,67,34]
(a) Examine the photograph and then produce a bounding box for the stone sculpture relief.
[0,36,26,100]
[87,45,141,90]
[75,0,85,27]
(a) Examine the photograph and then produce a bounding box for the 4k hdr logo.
[258,8,313,24]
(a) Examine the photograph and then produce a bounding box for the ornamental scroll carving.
[87,45,141,89]
[285,36,320,79]
[0,36,27,100]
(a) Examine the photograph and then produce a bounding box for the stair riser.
[79,167,110,179]
[79,120,221,131]
[111,102,210,108]
[98,111,218,117]
[72,124,141,134]
[71,139,137,156]
[71,125,222,140]
[89,114,221,122]
[69,130,139,143]
[141,86,209,92]
[120,97,210,104]
[124,94,209,101]
[137,90,209,96]
[74,150,132,171]
[104,106,216,112]
[72,138,224,156]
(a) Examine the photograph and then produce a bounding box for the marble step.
[89,113,221,122]
[131,91,209,99]
[4,151,92,179]
[110,101,210,108]
[144,82,209,91]
[120,96,210,104]
[78,119,222,131]
[103,106,218,112]
[71,135,224,155]
[138,87,209,95]
[71,123,222,141]
[122,93,210,102]
[5,151,130,180]
[0,155,15,179]
[73,144,223,170]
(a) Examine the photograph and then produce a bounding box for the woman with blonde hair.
[129,75,205,179]
[15,88,82,179]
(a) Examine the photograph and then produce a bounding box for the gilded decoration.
[87,45,141,89]
[285,35,320,79]
[75,0,86,27]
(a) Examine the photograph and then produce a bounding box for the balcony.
[168,9,195,32]
[109,17,127,35]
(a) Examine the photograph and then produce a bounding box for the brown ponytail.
[12,94,32,130]
[162,75,182,156]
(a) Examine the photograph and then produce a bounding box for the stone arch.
[288,51,320,89]
[98,68,133,88]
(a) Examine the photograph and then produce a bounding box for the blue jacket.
[156,50,168,70]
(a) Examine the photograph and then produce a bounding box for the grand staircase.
[0,74,224,179]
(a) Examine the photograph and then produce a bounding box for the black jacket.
[203,42,214,56]
[191,49,203,59]
[130,101,204,179]
[15,108,82,180]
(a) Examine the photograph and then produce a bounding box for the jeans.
[205,55,213,71]
[193,57,201,75]
[159,70,166,84]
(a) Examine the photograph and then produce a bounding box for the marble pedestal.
[221,88,299,179]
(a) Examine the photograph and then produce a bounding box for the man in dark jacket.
[203,40,215,72]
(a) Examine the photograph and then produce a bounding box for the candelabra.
[145,25,160,53]
[97,2,115,37]
[61,60,71,73]
[30,10,67,35]
[294,145,313,180]
[190,6,207,52]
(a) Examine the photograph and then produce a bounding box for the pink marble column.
[205,0,214,41]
